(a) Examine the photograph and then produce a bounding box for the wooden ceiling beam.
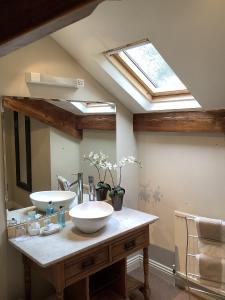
[3,96,82,139]
[133,110,225,133]
[78,114,116,131]
[2,96,116,138]
[0,0,104,57]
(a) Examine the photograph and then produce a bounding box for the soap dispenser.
[46,201,54,216]
[57,206,65,228]
[45,201,54,225]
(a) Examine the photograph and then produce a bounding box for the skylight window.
[71,101,116,114]
[105,40,191,101]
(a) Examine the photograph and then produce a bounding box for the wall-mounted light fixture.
[25,72,84,88]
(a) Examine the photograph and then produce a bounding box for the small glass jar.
[15,225,26,238]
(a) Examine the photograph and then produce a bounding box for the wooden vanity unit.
[9,208,158,300]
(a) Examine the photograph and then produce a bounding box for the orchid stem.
[97,167,101,182]
[118,166,122,186]
[103,169,107,182]
[84,157,101,181]
[108,169,115,188]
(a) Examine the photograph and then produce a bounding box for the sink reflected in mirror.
[30,191,76,212]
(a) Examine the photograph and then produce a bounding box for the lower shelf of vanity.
[91,273,144,300]
[47,272,144,300]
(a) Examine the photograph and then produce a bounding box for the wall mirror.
[3,97,116,227]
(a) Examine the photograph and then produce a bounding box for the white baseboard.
[127,254,174,284]
[127,254,142,272]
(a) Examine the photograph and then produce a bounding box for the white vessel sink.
[69,201,114,233]
[30,191,76,212]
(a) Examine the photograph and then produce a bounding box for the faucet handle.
[72,172,83,176]
[88,176,95,201]
[88,176,94,184]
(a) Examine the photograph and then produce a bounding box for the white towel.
[199,239,225,260]
[196,217,225,242]
[57,176,70,191]
[196,254,225,284]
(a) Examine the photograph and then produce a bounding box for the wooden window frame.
[105,40,192,103]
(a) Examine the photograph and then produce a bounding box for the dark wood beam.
[133,111,225,133]
[2,96,116,136]
[78,114,116,131]
[3,96,82,139]
[0,0,104,57]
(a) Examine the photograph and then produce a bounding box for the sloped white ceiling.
[52,0,225,112]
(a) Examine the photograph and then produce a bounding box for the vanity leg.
[143,247,150,300]
[23,255,31,300]
[56,290,64,300]
[54,263,65,300]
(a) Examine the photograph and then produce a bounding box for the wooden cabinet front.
[23,224,150,300]
[65,247,109,286]
[111,227,149,261]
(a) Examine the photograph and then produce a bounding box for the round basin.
[30,191,76,212]
[69,201,114,233]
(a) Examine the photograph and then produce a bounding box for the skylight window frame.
[105,40,191,102]
[71,101,116,114]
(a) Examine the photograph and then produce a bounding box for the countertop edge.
[9,217,158,268]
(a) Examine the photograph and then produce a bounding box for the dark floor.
[94,268,202,300]
[128,268,201,300]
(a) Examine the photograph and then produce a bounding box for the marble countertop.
[9,207,158,268]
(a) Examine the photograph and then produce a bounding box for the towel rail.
[185,216,225,299]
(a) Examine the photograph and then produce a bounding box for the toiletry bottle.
[27,213,40,236]
[57,206,65,228]
[8,217,17,226]
[45,201,54,225]
[46,201,54,216]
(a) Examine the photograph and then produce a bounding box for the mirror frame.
[14,111,32,192]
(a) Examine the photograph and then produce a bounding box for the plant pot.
[111,194,124,211]
[96,188,108,201]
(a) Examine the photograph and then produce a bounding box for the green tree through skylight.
[125,43,186,91]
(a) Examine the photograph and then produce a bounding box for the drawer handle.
[124,239,136,251]
[81,257,95,269]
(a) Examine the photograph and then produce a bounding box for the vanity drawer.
[65,247,109,283]
[111,227,149,261]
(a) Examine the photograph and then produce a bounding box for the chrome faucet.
[72,173,83,204]
[57,173,83,204]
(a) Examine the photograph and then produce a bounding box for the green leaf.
[95,181,111,191]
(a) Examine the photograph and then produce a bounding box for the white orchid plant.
[83,152,111,191]
[84,152,141,197]
[108,155,141,198]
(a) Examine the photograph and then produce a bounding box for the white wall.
[50,127,81,190]
[80,129,116,186]
[52,0,225,111]
[116,103,139,209]
[31,118,51,193]
[0,38,113,103]
[0,36,116,300]
[4,109,52,209]
[137,132,225,258]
